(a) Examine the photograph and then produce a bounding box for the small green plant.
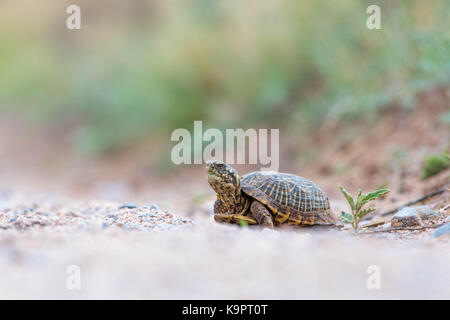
[239,219,249,228]
[421,152,449,180]
[338,185,390,233]
[375,182,390,199]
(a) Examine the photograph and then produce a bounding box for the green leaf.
[358,207,376,218]
[338,184,355,210]
[362,189,390,205]
[355,189,364,210]
[239,219,249,228]
[339,211,354,223]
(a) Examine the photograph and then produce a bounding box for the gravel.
[0,191,449,299]
[0,195,191,234]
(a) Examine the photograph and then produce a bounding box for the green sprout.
[338,185,390,233]
[238,219,249,228]
[421,152,449,180]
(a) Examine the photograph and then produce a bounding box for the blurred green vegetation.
[421,152,450,180]
[0,0,449,154]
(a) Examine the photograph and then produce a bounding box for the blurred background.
[0,0,449,300]
[0,0,448,214]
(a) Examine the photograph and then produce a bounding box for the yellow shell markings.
[279,183,284,204]
[307,196,311,213]
[299,191,304,212]
[283,182,289,206]
[311,190,317,211]
[321,192,326,210]
[288,214,302,226]
[302,191,307,213]
[318,191,323,211]
[289,183,296,207]
[273,182,280,201]
[239,171,335,226]
[268,182,276,198]
[316,191,321,210]
[292,186,297,211]
[259,182,270,194]
[275,212,289,225]
[299,188,305,212]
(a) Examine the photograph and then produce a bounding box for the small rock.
[391,206,440,228]
[65,211,79,217]
[381,222,391,230]
[432,223,450,239]
[119,203,137,209]
[391,207,423,228]
[413,206,439,221]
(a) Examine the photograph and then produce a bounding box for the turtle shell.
[240,171,337,226]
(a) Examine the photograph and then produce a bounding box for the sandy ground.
[0,190,449,300]
[0,87,448,299]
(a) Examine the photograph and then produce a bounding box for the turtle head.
[206,160,240,199]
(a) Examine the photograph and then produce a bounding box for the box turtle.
[206,160,337,228]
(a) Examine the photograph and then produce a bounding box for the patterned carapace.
[241,171,336,226]
[206,160,337,227]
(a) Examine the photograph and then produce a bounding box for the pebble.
[119,203,137,209]
[381,222,391,230]
[149,204,160,213]
[391,206,439,228]
[391,207,423,228]
[413,206,440,220]
[0,198,192,233]
[432,223,450,239]
[107,213,119,220]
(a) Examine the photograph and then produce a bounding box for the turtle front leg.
[213,199,257,225]
[213,199,233,223]
[250,201,274,228]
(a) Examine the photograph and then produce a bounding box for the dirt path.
[0,87,448,299]
[0,188,448,299]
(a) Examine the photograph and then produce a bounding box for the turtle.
[206,160,337,228]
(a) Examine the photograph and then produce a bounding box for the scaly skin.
[206,160,246,215]
[206,160,273,227]
[213,197,257,225]
[250,201,274,227]
[206,160,337,228]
